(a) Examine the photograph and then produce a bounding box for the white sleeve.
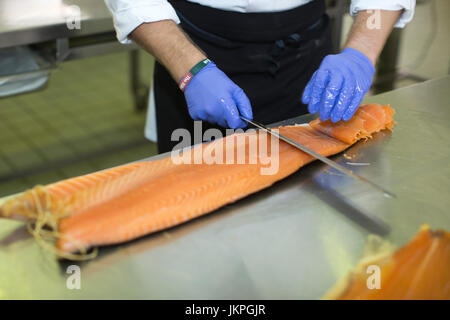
[104,0,180,44]
[350,0,416,28]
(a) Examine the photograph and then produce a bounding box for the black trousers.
[154,0,332,153]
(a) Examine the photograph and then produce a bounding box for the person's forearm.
[345,10,402,65]
[130,20,207,81]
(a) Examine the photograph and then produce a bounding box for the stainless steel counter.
[0,0,113,48]
[0,0,147,109]
[0,77,449,299]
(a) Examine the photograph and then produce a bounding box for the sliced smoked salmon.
[324,225,450,300]
[310,104,396,144]
[0,104,396,257]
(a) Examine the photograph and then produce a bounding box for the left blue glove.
[302,47,375,123]
[184,62,253,129]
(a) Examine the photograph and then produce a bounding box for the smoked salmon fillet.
[324,225,450,300]
[0,104,396,255]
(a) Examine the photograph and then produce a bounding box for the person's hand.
[302,48,375,122]
[184,62,253,128]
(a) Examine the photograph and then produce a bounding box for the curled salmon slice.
[324,225,450,300]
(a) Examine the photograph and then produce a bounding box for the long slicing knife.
[240,116,396,199]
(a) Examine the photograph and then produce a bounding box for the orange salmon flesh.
[0,104,396,253]
[324,225,450,300]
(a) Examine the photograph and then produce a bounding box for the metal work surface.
[0,0,113,48]
[0,77,449,299]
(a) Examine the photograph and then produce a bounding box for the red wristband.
[178,59,211,92]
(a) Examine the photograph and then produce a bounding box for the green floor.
[0,50,157,197]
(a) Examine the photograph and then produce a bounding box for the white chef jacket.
[105,0,416,44]
[103,0,416,142]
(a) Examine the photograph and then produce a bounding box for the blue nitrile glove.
[184,62,253,129]
[302,48,375,123]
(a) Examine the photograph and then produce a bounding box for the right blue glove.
[302,48,375,123]
[184,62,253,129]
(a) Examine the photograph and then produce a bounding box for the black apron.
[154,0,332,153]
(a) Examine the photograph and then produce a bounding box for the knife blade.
[240,116,396,199]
